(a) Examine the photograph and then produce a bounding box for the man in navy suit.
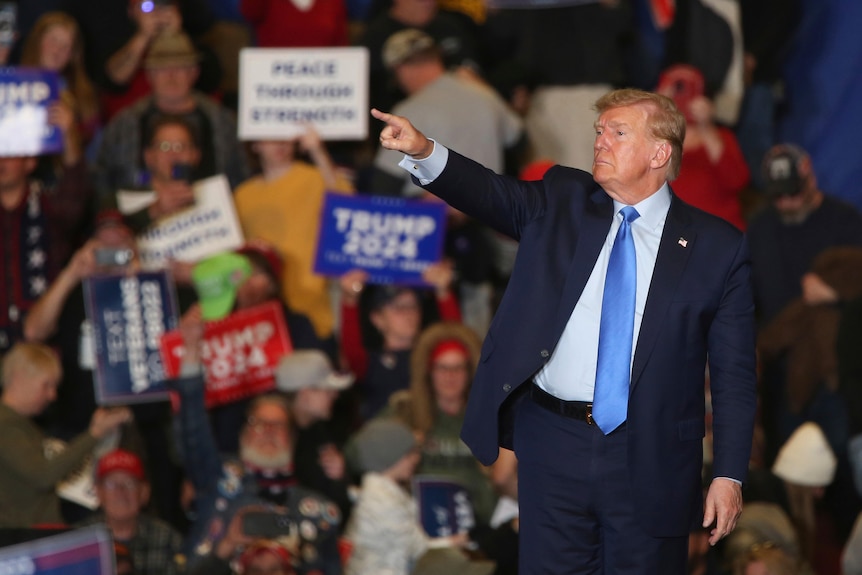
[371,88,757,574]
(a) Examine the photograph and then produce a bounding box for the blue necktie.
[592,206,640,434]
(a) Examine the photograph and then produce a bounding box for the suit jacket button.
[502,384,512,392]
[540,349,550,358]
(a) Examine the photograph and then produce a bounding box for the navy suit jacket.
[422,151,757,537]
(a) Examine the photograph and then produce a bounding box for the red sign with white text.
[160,301,292,407]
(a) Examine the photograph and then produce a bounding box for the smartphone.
[241,511,295,539]
[139,0,173,13]
[94,248,134,268]
[0,3,16,48]
[171,162,193,183]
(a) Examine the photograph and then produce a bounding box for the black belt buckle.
[585,403,594,425]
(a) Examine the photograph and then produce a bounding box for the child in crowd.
[0,342,130,527]
[344,418,466,575]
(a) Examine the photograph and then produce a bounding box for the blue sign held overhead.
[0,67,63,157]
[83,271,179,405]
[314,193,447,285]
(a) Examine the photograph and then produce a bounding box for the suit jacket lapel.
[631,195,696,389]
[553,185,614,338]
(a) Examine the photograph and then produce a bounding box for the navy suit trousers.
[514,394,689,574]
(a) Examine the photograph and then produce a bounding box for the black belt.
[530,383,593,425]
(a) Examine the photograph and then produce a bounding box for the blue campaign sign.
[83,271,179,405]
[0,526,115,575]
[313,193,447,284]
[413,475,476,537]
[485,0,598,7]
[0,67,63,157]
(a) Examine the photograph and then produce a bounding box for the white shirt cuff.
[397,139,449,185]
[715,476,742,486]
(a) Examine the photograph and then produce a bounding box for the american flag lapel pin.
[678,237,688,248]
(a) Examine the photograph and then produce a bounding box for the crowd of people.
[1,0,861,574]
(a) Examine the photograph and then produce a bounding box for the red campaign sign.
[160,301,293,408]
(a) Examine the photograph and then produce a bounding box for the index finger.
[371,108,404,128]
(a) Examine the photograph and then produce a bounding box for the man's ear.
[139,482,151,508]
[143,145,156,170]
[651,141,672,170]
[188,146,201,168]
[369,309,385,332]
[23,157,38,175]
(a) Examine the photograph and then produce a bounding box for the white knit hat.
[772,422,837,487]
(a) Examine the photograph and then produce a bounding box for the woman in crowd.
[656,64,750,230]
[387,321,498,529]
[21,11,101,146]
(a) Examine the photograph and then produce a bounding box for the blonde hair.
[21,12,100,127]
[1,342,62,389]
[594,88,686,180]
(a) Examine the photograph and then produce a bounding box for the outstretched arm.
[24,240,97,341]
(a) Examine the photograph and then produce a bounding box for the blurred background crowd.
[1,0,862,573]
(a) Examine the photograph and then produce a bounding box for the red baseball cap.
[237,540,295,574]
[96,449,145,481]
[237,240,285,284]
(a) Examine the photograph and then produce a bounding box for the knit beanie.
[354,418,417,473]
[772,422,837,487]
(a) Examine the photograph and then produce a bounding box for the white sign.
[44,431,120,510]
[238,47,369,141]
[117,175,244,269]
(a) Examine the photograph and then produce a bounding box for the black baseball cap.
[762,144,808,198]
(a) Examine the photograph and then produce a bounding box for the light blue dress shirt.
[400,141,672,401]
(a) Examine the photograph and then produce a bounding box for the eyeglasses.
[246,417,289,434]
[154,140,191,153]
[386,301,420,313]
[431,362,469,374]
[247,566,290,575]
[101,477,141,491]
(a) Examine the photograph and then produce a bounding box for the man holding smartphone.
[170,306,343,574]
[121,114,201,233]
[95,29,249,201]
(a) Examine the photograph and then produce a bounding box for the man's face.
[370,291,422,343]
[240,402,292,470]
[147,64,198,103]
[96,471,148,523]
[743,561,770,575]
[771,175,819,224]
[592,104,663,201]
[143,124,200,182]
[0,157,37,194]
[246,551,292,575]
[235,266,277,310]
[297,387,338,422]
[16,370,60,416]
